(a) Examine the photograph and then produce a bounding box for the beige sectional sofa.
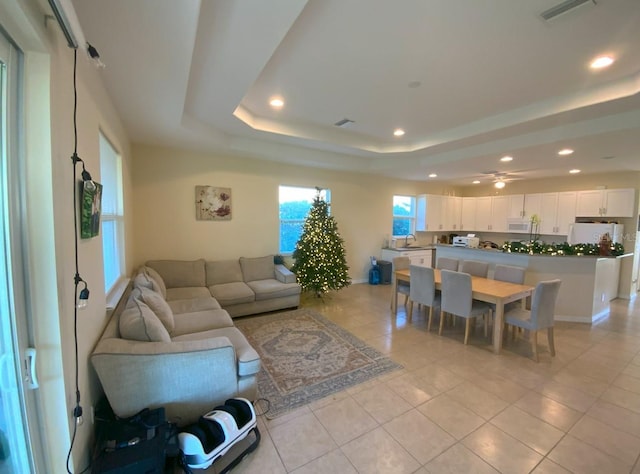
[91,255,301,425]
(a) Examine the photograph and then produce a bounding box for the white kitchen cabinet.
[576,188,635,217]
[490,195,509,232]
[523,193,543,221]
[460,197,477,231]
[416,195,442,232]
[506,194,525,219]
[538,192,576,235]
[475,196,493,231]
[417,195,461,232]
[381,249,433,268]
[442,196,462,231]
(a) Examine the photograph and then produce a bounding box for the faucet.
[404,234,416,247]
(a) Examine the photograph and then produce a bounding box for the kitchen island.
[436,244,633,323]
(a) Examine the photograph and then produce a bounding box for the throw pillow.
[144,266,167,298]
[240,255,275,282]
[119,298,171,342]
[137,287,175,333]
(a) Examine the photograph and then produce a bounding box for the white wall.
[132,144,451,281]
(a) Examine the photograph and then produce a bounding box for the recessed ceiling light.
[558,148,574,156]
[494,181,506,189]
[590,55,614,69]
[569,169,581,174]
[472,180,480,184]
[428,173,437,178]
[500,156,513,162]
[269,97,284,108]
[393,128,405,137]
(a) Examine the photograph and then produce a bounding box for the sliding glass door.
[0,29,38,474]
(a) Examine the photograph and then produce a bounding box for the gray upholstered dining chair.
[393,256,411,308]
[459,260,489,278]
[439,269,492,344]
[493,264,527,313]
[436,257,459,271]
[408,265,440,330]
[504,279,561,362]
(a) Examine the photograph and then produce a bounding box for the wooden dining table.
[392,268,534,354]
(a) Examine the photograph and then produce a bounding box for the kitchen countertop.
[435,243,631,258]
[382,245,436,251]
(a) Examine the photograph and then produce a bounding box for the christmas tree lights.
[291,189,351,296]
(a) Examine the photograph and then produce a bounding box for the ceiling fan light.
[494,181,506,189]
[590,55,614,69]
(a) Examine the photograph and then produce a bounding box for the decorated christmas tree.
[291,189,351,296]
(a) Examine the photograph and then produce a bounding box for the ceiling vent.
[334,118,354,128]
[541,0,596,21]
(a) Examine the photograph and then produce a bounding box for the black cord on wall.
[65,47,92,474]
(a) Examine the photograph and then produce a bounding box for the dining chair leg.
[427,306,433,332]
[408,300,414,321]
[439,311,445,335]
[531,331,539,362]
[464,318,471,345]
[547,327,556,357]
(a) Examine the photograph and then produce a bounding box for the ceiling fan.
[474,170,527,188]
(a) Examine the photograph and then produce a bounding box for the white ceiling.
[68,0,640,185]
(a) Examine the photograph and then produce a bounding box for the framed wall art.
[81,181,103,239]
[195,186,232,221]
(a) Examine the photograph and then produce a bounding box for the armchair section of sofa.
[91,282,260,426]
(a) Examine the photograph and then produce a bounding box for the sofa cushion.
[119,299,171,342]
[146,259,206,288]
[133,287,175,333]
[208,282,255,306]
[165,287,212,301]
[240,256,275,282]
[168,297,221,315]
[247,279,302,301]
[206,260,243,286]
[133,266,167,298]
[171,309,234,336]
[172,327,261,377]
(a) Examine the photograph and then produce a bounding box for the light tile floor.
[203,283,640,474]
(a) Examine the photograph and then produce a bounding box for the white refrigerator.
[567,223,623,245]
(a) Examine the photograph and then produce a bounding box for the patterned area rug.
[234,308,402,419]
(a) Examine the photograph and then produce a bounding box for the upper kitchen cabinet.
[442,196,462,231]
[490,195,510,232]
[474,196,509,232]
[575,188,635,217]
[416,195,461,232]
[459,197,477,231]
[416,194,442,232]
[538,192,577,235]
[506,194,525,219]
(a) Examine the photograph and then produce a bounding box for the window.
[393,195,416,236]
[279,186,330,254]
[99,133,125,295]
